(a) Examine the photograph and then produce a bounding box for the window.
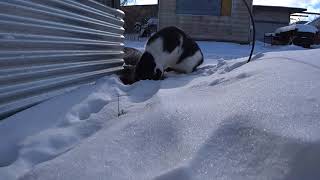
[176,0,232,16]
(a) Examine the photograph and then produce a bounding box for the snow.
[307,17,320,29]
[1,41,320,180]
[275,24,319,34]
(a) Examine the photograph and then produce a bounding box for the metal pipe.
[241,0,256,63]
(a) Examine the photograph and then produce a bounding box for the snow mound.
[18,49,320,180]
[0,76,128,179]
[307,17,320,29]
[1,41,320,180]
[275,24,318,34]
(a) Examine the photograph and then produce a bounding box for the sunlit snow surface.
[1,41,320,180]
[275,24,318,34]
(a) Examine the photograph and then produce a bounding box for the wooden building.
[158,0,253,43]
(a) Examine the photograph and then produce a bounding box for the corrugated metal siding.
[94,0,115,8]
[0,0,125,120]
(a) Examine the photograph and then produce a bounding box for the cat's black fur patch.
[147,26,182,53]
[135,52,162,80]
[177,35,202,64]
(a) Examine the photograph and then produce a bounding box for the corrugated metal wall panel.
[0,0,125,120]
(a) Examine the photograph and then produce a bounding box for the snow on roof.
[307,17,320,29]
[275,24,319,34]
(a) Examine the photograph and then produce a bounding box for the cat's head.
[134,52,163,81]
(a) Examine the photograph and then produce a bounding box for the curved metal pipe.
[241,0,256,63]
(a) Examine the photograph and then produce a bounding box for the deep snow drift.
[1,42,320,180]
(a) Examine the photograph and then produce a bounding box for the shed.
[253,5,307,41]
[158,0,253,43]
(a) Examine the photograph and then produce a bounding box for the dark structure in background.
[253,5,307,41]
[309,17,320,44]
[308,17,320,30]
[121,5,158,33]
[95,0,120,8]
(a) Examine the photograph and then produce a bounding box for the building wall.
[254,10,289,23]
[159,0,253,43]
[253,9,290,41]
[255,22,288,41]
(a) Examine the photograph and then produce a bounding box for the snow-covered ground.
[1,41,320,180]
[125,40,307,65]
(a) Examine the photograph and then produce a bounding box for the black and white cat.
[134,26,204,80]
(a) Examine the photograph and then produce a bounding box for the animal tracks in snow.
[70,94,111,121]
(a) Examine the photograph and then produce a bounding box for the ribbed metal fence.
[0,0,125,120]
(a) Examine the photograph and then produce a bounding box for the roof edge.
[253,5,307,14]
